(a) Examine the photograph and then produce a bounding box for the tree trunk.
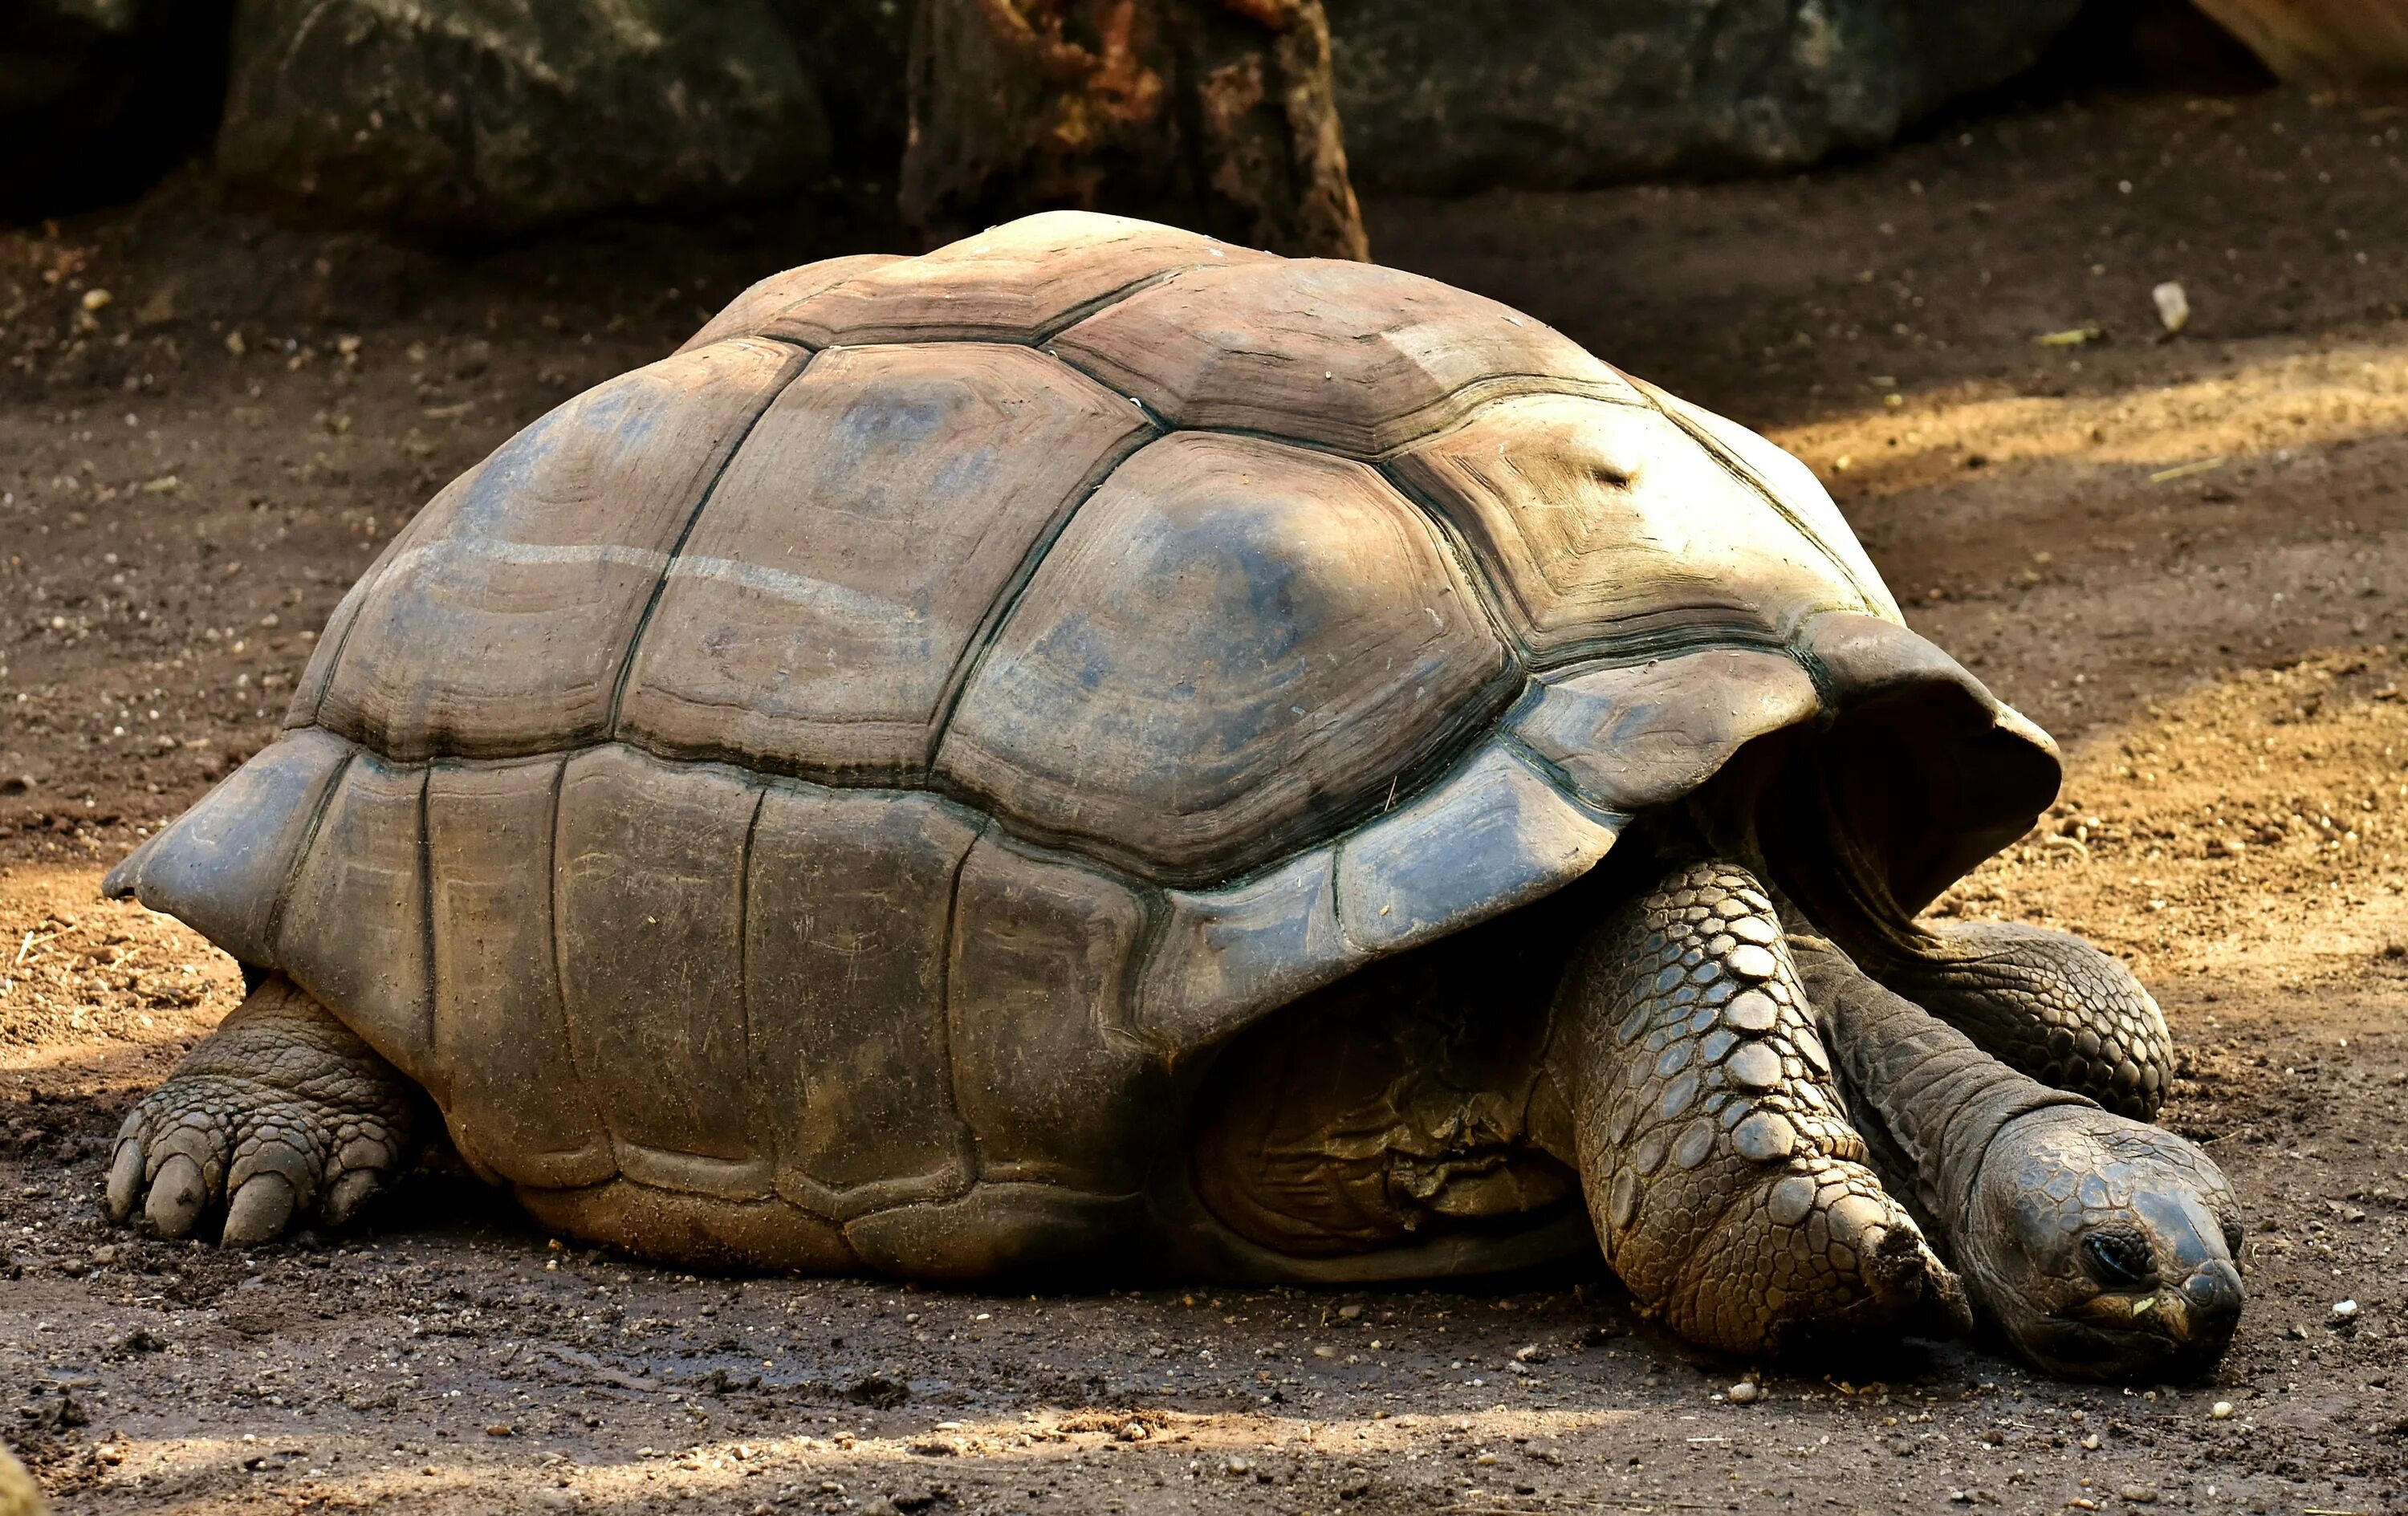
[901,0,1368,259]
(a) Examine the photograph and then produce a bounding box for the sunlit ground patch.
[1934,646,2408,997]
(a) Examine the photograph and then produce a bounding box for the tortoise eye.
[2083,1229,2154,1287]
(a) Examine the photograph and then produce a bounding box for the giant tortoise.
[99,211,2243,1378]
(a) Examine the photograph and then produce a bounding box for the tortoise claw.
[223,1173,299,1246]
[106,1136,145,1222]
[145,1154,209,1238]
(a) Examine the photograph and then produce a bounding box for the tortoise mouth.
[2013,1306,2238,1382]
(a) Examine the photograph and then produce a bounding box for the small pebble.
[2117,1483,2158,1504]
[2332,1299,2358,1319]
[2210,1401,2234,1420]
[81,288,112,312]
[1727,1381,1761,1404]
[2151,281,2190,334]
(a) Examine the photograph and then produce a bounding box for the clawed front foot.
[1564,861,1967,1355]
[106,975,425,1245]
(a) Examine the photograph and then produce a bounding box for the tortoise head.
[1959,1104,2244,1380]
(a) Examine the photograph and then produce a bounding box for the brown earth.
[6,82,2408,1516]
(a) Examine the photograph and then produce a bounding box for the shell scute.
[276,751,432,1071]
[615,342,1153,778]
[103,726,353,965]
[1511,647,1821,815]
[555,745,767,1196]
[1335,742,1623,957]
[424,754,613,1189]
[315,338,805,760]
[764,210,1275,348]
[677,253,905,354]
[1051,257,1641,456]
[937,431,1511,883]
[946,835,1159,1193]
[1386,393,1873,663]
[746,783,979,1207]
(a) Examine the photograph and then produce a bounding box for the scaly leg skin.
[106,974,424,1245]
[1873,922,2172,1120]
[1562,860,1969,1355]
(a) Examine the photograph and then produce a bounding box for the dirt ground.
[6,80,2408,1516]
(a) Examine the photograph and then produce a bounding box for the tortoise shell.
[105,212,2058,1276]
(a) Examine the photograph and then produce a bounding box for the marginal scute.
[616,343,1152,778]
[285,524,418,730]
[1388,393,1869,660]
[103,727,355,967]
[518,1183,855,1273]
[276,753,433,1074]
[1511,647,1820,815]
[745,783,982,1202]
[555,746,766,1186]
[425,755,614,1189]
[318,338,806,759]
[1137,850,1365,1058]
[764,210,1275,348]
[1335,742,1623,956]
[843,1185,1144,1282]
[677,254,905,354]
[946,836,1161,1193]
[1801,609,1991,704]
[1052,258,1640,457]
[939,431,1511,883]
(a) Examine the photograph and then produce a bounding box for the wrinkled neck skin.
[1790,933,2244,1380]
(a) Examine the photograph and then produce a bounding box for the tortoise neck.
[1788,933,2084,1238]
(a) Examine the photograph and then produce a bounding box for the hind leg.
[1867,922,2171,1120]
[106,974,425,1244]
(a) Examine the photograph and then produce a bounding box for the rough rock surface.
[1326,0,2089,193]
[0,0,230,214]
[214,0,832,238]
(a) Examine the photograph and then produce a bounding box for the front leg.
[1560,860,1968,1355]
[106,975,427,1245]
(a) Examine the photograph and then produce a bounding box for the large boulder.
[0,0,230,216]
[1326,0,2091,193]
[214,0,833,238]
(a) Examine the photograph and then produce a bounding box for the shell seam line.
[923,419,1162,772]
[1493,729,1633,830]
[937,819,993,1188]
[734,782,768,1103]
[260,746,357,966]
[541,751,609,1165]
[1031,260,1222,343]
[296,522,416,728]
[1031,345,1641,462]
[1373,453,1531,666]
[602,343,816,737]
[412,762,435,1061]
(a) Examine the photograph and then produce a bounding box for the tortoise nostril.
[2180,1259,2244,1333]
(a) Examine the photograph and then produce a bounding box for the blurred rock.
[214,0,833,238]
[771,0,912,193]
[0,0,232,216]
[1326,0,2090,193]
